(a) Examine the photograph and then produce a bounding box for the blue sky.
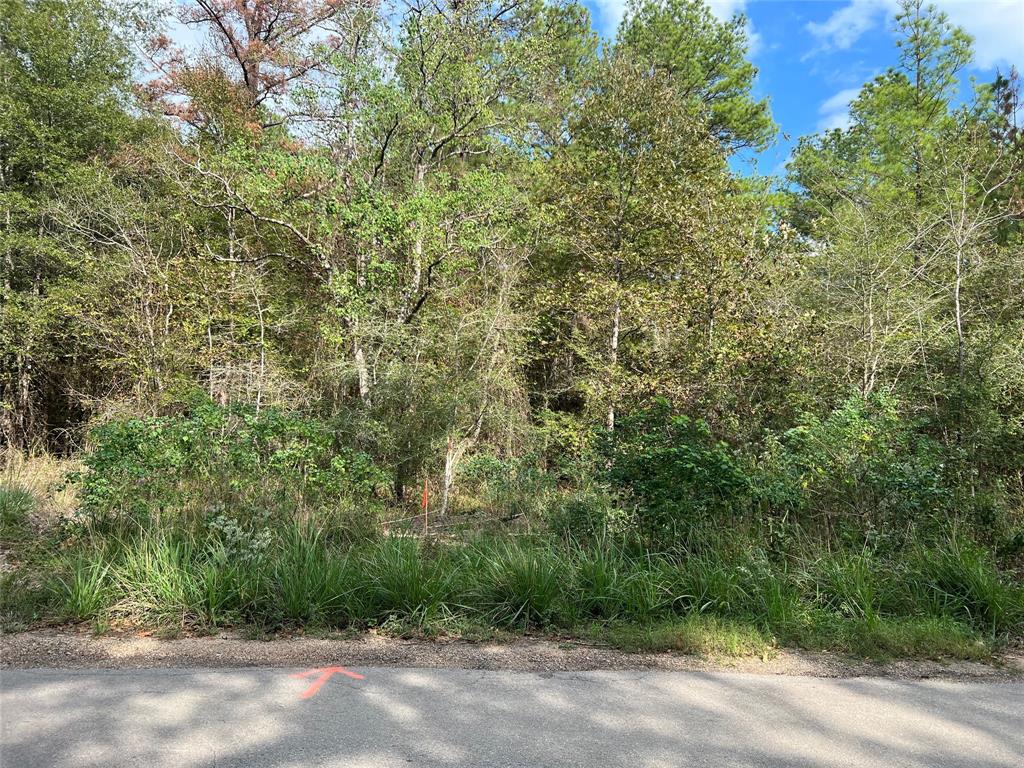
[165,1,1023,177]
[583,0,1024,176]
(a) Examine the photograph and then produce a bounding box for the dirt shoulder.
[2,628,1023,681]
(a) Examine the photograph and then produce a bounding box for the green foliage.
[76,400,389,527]
[1,0,139,449]
[358,538,452,623]
[458,453,555,520]
[599,402,750,545]
[2,0,1022,663]
[760,394,949,534]
[275,525,349,625]
[616,0,774,150]
[0,571,52,631]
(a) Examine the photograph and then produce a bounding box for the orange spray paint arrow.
[292,665,365,699]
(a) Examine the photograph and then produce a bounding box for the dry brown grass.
[1,449,81,527]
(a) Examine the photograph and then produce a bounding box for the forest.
[1,0,1022,657]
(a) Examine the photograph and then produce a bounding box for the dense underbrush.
[2,398,1022,660]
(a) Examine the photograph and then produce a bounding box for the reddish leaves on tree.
[142,0,357,130]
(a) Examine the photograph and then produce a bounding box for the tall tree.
[534,51,745,431]
[615,0,774,151]
[0,0,136,448]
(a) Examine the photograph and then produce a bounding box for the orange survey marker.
[292,666,364,699]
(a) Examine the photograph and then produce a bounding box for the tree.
[0,0,137,448]
[143,0,353,134]
[615,0,774,151]
[786,0,1023,512]
[534,52,744,431]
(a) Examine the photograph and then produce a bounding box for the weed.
[53,554,111,621]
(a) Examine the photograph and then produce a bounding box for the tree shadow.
[2,664,1022,767]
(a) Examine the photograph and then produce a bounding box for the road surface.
[2,666,1021,767]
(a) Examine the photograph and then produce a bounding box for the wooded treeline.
[2,0,1022,544]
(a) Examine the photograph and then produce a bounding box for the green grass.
[0,571,51,631]
[461,538,568,628]
[599,615,776,657]
[4,523,1018,661]
[53,553,111,621]
[780,612,992,660]
[906,540,1024,635]
[358,537,453,623]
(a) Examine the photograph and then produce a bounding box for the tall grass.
[53,553,111,621]
[462,538,568,628]
[358,537,453,623]
[26,523,1021,659]
[906,539,1024,635]
[275,525,349,624]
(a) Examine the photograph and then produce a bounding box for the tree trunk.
[408,162,428,311]
[607,297,621,432]
[440,435,455,517]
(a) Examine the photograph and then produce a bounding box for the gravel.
[3,628,1023,681]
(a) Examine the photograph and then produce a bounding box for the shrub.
[547,489,630,544]
[458,453,554,522]
[760,393,948,535]
[75,399,389,529]
[598,401,751,546]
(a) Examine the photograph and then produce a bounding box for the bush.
[458,453,554,522]
[547,489,630,544]
[759,393,949,536]
[75,400,389,529]
[598,401,751,547]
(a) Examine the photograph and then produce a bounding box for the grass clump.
[53,553,111,622]
[906,540,1024,635]
[0,485,35,539]
[275,525,349,625]
[357,537,452,624]
[600,615,776,657]
[463,538,568,629]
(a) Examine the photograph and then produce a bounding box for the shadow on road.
[2,665,1022,767]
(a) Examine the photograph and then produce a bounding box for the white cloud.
[817,86,861,131]
[807,0,1024,69]
[706,0,748,20]
[938,0,1024,69]
[590,0,629,35]
[706,1,762,58]
[806,0,890,52]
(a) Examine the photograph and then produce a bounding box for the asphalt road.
[2,666,1022,767]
